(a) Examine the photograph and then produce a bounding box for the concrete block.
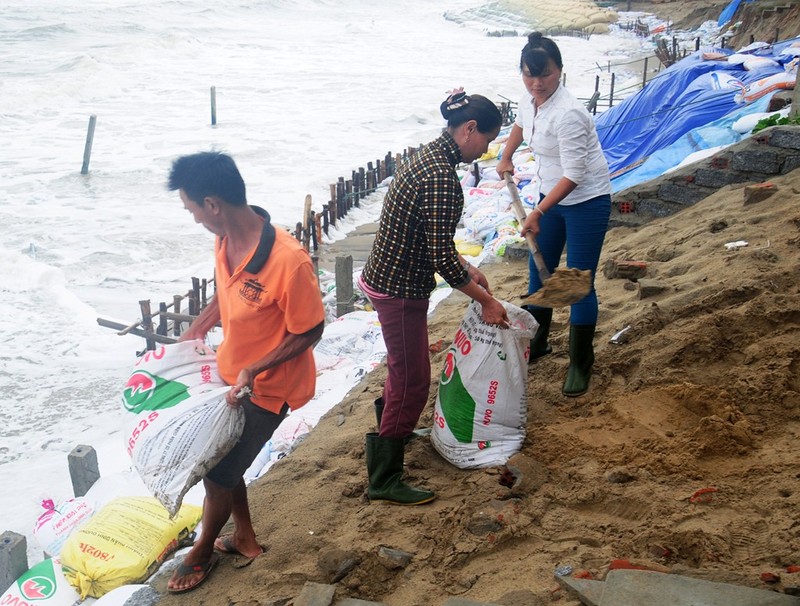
[730,150,781,174]
[0,531,28,594]
[503,245,530,262]
[634,198,682,218]
[769,126,800,151]
[294,582,336,606]
[599,569,800,606]
[781,155,800,173]
[657,183,708,206]
[555,574,606,606]
[693,168,750,188]
[441,599,503,606]
[68,444,100,497]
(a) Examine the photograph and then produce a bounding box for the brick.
[603,259,648,280]
[730,150,781,174]
[743,182,777,205]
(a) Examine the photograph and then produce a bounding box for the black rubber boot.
[365,433,435,505]
[563,324,596,397]
[523,305,553,363]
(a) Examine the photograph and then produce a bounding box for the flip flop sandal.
[167,553,219,594]
[214,535,267,559]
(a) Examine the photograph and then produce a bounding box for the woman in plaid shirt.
[359,90,508,505]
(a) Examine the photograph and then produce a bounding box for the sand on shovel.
[521,267,592,307]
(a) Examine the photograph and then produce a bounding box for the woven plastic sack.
[60,496,201,599]
[431,300,536,469]
[122,339,244,516]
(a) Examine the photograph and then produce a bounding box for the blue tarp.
[595,38,799,188]
[718,0,743,27]
[609,94,772,192]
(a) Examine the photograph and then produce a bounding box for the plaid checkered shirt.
[362,130,470,299]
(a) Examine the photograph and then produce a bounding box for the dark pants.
[529,193,611,325]
[205,399,289,489]
[369,295,430,438]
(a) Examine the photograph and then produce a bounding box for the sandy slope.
[154,142,800,605]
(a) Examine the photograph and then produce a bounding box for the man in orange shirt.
[166,151,324,593]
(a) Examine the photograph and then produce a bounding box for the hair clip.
[445,91,470,111]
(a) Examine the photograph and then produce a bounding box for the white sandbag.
[432,300,537,469]
[33,497,96,558]
[121,340,244,516]
[0,557,92,606]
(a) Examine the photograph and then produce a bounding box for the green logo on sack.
[18,560,57,600]
[122,370,190,413]
[438,349,475,443]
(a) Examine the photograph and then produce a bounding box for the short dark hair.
[520,31,563,76]
[167,151,247,207]
[439,93,502,134]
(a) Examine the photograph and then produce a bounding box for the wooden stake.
[210,86,217,126]
[80,115,97,175]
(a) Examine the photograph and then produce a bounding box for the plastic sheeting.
[610,94,772,192]
[596,38,799,182]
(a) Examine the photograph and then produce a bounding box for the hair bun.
[439,91,470,119]
[527,31,543,45]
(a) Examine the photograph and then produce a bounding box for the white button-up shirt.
[516,84,611,205]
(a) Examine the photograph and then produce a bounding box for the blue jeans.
[528,194,611,325]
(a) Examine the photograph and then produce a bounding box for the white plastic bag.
[121,340,244,516]
[33,497,95,558]
[432,300,536,469]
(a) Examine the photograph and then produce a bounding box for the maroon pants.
[370,295,430,438]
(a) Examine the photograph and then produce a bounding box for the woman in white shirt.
[496,31,612,397]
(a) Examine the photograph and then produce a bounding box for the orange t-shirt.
[215,225,324,413]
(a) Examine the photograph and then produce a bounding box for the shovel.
[503,172,592,308]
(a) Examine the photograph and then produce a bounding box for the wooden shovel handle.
[503,172,551,283]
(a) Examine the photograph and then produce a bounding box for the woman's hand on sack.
[480,297,510,328]
[226,368,254,406]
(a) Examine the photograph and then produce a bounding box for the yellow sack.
[60,496,202,598]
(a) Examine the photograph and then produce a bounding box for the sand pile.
[154,149,800,605]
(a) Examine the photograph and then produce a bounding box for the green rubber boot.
[563,324,596,397]
[365,432,435,505]
[523,305,553,363]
